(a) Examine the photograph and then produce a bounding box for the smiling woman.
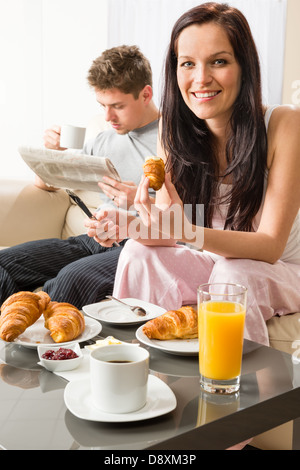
[160,2,267,232]
[108,0,288,106]
[113,2,300,353]
[176,23,242,125]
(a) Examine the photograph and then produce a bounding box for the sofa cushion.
[0,181,70,246]
[267,311,300,355]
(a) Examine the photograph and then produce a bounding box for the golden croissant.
[0,291,51,342]
[43,301,85,343]
[143,306,198,340]
[143,156,165,191]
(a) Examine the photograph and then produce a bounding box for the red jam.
[42,348,78,360]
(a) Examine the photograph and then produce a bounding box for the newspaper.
[18,145,121,192]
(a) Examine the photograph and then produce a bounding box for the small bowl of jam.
[37,343,83,372]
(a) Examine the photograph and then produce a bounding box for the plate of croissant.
[0,291,102,349]
[136,306,199,356]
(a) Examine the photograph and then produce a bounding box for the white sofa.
[0,180,101,246]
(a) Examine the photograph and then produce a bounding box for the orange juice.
[198,301,246,380]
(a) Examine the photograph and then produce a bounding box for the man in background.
[0,45,159,308]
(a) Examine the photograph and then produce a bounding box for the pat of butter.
[85,336,122,351]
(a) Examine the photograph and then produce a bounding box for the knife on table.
[66,189,120,247]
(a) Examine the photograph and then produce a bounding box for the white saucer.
[83,298,166,325]
[64,374,176,422]
[135,325,199,356]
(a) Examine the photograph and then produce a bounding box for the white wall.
[282,0,300,104]
[0,0,294,181]
[0,0,108,180]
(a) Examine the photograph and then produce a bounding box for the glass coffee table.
[0,319,299,450]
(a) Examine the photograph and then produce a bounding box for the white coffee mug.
[60,124,86,149]
[90,344,149,413]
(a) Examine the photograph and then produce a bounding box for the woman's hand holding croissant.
[134,173,194,243]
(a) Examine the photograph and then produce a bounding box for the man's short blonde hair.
[87,45,153,99]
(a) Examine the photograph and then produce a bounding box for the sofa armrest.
[0,180,70,247]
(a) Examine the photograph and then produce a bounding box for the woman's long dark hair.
[161,2,267,231]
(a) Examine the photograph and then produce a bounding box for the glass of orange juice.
[198,283,247,394]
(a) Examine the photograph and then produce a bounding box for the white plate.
[64,374,176,422]
[83,298,166,325]
[136,325,199,356]
[2,316,102,349]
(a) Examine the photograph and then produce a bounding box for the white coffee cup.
[90,344,149,414]
[60,124,86,149]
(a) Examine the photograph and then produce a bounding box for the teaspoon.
[106,295,147,317]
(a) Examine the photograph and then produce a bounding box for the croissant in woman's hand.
[43,301,85,343]
[143,156,165,191]
[0,291,51,342]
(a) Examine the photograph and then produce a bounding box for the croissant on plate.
[0,291,51,342]
[143,306,198,340]
[143,156,165,191]
[43,301,85,343]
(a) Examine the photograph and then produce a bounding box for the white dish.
[4,316,102,349]
[136,325,199,356]
[64,374,176,423]
[83,298,166,325]
[38,342,83,372]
